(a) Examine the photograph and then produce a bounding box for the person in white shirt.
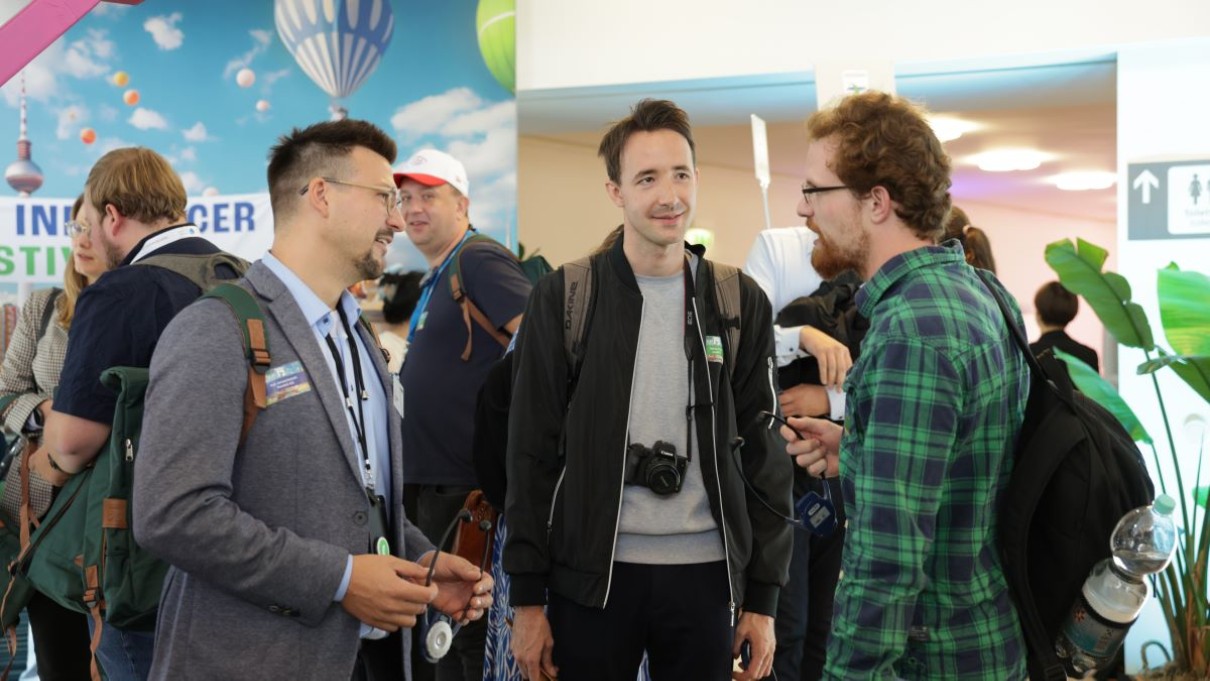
[743,227,850,420]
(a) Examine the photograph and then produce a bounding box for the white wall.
[1117,37,1210,672]
[518,0,1210,91]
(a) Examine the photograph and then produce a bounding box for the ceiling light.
[927,116,979,143]
[1052,171,1117,191]
[970,149,1050,172]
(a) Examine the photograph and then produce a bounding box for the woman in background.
[944,205,998,273]
[0,196,110,680]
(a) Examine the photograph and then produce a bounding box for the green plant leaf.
[1045,239,1155,349]
[1055,348,1153,444]
[1196,486,1209,509]
[1158,266,1210,357]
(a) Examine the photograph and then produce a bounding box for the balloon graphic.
[476,0,515,94]
[236,68,256,88]
[112,71,129,87]
[80,128,96,145]
[123,89,140,106]
[274,0,394,119]
[256,99,271,112]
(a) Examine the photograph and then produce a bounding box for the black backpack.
[976,269,1154,681]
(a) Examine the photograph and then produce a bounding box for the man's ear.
[456,193,471,219]
[104,204,124,237]
[303,177,332,219]
[605,181,623,208]
[866,186,894,224]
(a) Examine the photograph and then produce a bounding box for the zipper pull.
[729,601,736,627]
[124,438,134,462]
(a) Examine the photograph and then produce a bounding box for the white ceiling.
[519,57,1118,223]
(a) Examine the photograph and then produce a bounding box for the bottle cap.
[1153,494,1176,516]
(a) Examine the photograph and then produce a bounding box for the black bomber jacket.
[502,235,794,619]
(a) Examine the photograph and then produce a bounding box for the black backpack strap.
[974,268,1072,681]
[201,284,270,445]
[37,288,62,341]
[710,263,742,377]
[562,257,594,389]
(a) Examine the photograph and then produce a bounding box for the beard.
[354,231,392,280]
[811,228,869,280]
[93,228,126,270]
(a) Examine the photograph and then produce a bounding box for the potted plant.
[1045,238,1210,680]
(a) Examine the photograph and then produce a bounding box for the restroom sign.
[1128,159,1210,240]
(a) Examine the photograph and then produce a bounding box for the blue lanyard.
[408,229,474,344]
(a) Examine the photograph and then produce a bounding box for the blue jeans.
[86,618,154,681]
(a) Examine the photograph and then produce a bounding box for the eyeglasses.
[300,177,403,216]
[65,220,90,238]
[800,183,849,205]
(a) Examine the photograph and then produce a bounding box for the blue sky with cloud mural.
[1,0,516,270]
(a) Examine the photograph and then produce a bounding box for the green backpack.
[3,259,266,678]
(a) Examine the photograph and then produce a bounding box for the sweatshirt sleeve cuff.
[742,580,780,618]
[508,574,548,607]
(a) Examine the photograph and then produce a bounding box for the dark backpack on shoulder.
[11,258,258,680]
[975,270,1154,681]
[447,232,546,362]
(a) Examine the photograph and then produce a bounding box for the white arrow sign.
[1133,169,1160,204]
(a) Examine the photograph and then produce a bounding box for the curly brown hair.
[806,92,952,241]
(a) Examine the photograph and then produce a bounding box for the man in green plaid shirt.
[782,92,1029,680]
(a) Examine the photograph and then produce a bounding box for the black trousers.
[26,590,91,681]
[549,561,733,681]
[351,631,404,681]
[773,475,846,681]
[403,484,487,681]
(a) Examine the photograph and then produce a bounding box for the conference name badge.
[705,335,724,364]
[265,361,312,406]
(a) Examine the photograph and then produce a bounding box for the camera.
[624,440,687,495]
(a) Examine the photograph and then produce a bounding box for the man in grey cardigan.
[133,120,493,681]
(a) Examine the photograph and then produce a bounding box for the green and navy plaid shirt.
[826,243,1028,681]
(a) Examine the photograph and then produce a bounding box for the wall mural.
[0,0,517,299]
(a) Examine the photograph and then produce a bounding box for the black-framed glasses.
[299,177,403,216]
[800,183,849,204]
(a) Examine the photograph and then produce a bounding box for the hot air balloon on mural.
[274,0,395,120]
[477,0,515,94]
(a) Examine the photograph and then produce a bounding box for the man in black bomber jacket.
[503,99,793,681]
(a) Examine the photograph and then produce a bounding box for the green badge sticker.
[417,310,428,331]
[705,335,724,364]
[376,537,390,556]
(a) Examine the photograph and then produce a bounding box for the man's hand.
[782,415,842,478]
[778,384,829,418]
[416,551,494,624]
[732,611,775,680]
[512,605,557,681]
[798,327,852,389]
[341,554,437,631]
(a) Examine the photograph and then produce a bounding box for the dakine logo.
[564,281,578,330]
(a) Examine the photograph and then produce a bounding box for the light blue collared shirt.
[261,254,391,617]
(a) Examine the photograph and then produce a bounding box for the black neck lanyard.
[323,306,374,492]
[682,258,696,464]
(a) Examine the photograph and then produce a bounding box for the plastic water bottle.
[1054,494,1177,677]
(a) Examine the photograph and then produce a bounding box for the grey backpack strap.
[711,262,742,377]
[136,252,250,290]
[562,257,594,378]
